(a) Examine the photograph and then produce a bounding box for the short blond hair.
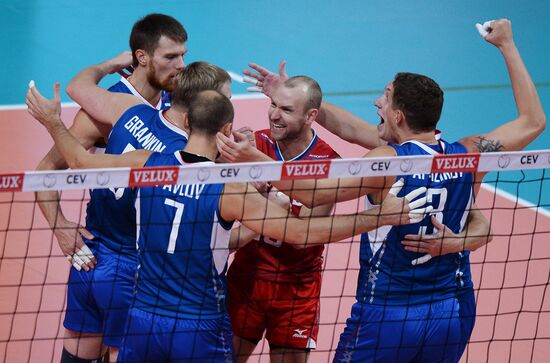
[172,62,230,109]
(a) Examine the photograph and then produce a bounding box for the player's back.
[358,140,474,306]
[133,151,233,318]
[85,103,188,255]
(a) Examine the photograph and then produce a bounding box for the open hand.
[104,51,134,75]
[26,81,62,128]
[216,130,263,162]
[378,179,433,226]
[235,126,256,147]
[243,60,288,97]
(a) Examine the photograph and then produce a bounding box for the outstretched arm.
[66,52,141,126]
[221,180,431,248]
[228,181,336,251]
[270,145,396,208]
[27,82,150,169]
[228,225,258,252]
[460,19,545,153]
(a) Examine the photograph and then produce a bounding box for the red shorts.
[227,274,321,349]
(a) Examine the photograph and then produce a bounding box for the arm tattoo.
[473,136,503,152]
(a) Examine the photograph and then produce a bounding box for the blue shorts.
[63,240,137,347]
[333,298,460,363]
[457,288,476,360]
[118,307,234,363]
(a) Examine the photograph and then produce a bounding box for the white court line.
[0,93,266,111]
[227,71,244,83]
[231,93,267,100]
[0,102,79,111]
[480,183,550,218]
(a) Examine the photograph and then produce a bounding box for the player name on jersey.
[162,183,205,200]
[123,115,168,152]
[412,172,464,183]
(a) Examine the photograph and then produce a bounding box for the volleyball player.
[34,13,188,363]
[27,83,433,361]
[229,19,542,362]
[220,19,545,361]
[219,72,490,363]
[327,19,544,362]
[226,76,340,363]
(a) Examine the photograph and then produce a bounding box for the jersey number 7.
[164,198,185,254]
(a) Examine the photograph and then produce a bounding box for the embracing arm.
[220,181,428,247]
[402,203,493,264]
[460,19,545,153]
[45,121,150,169]
[271,146,395,208]
[316,102,383,149]
[228,225,258,252]
[460,205,494,251]
[66,52,140,126]
[227,185,334,251]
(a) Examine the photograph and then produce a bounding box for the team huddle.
[25,14,545,363]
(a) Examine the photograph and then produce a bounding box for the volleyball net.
[0,150,549,362]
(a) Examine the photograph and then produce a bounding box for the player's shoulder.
[255,129,275,150]
[310,131,340,159]
[108,78,131,94]
[144,151,179,167]
[365,144,398,157]
[441,139,469,154]
[255,129,274,144]
[121,103,158,118]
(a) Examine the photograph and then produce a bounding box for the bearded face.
[145,35,187,92]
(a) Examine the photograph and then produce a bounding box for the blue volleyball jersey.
[357,139,474,306]
[108,76,172,110]
[92,77,171,150]
[133,152,234,319]
[85,104,188,254]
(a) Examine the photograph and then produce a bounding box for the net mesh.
[0,151,549,362]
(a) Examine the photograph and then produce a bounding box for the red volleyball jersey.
[230,129,340,283]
